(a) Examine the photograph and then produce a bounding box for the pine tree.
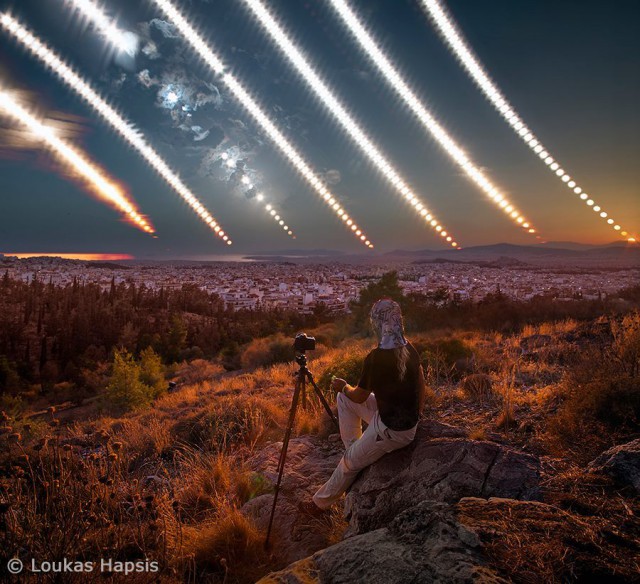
[105,349,152,412]
[139,346,165,399]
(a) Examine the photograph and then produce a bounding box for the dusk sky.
[0,0,638,257]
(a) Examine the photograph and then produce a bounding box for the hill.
[1,313,639,582]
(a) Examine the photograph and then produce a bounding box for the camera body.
[293,332,316,353]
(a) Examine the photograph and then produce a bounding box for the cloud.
[136,69,157,88]
[149,18,180,39]
[192,126,210,142]
[320,169,342,185]
[121,15,308,205]
[141,41,161,60]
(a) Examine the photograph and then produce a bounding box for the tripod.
[264,352,339,548]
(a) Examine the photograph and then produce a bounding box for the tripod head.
[294,352,308,370]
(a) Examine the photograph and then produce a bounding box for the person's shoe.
[297,499,330,518]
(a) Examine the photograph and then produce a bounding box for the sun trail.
[327,0,537,239]
[151,0,373,248]
[420,0,634,241]
[220,152,296,238]
[0,91,154,234]
[65,0,138,56]
[0,13,232,244]
[244,0,461,248]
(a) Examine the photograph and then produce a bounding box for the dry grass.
[461,374,495,403]
[457,493,640,583]
[182,505,274,583]
[177,359,225,386]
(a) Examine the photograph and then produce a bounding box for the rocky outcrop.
[345,422,540,536]
[258,500,509,584]
[243,421,539,564]
[588,438,640,494]
[261,497,640,584]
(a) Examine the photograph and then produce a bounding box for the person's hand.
[331,377,347,393]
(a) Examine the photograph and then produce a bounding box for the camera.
[293,332,316,353]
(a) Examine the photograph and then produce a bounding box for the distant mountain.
[385,242,639,267]
[247,249,345,257]
[540,241,634,250]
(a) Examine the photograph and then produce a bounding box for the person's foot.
[297,499,330,517]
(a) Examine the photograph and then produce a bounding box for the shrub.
[461,373,495,403]
[173,395,287,451]
[317,346,369,391]
[421,338,474,382]
[240,334,293,369]
[183,506,271,583]
[174,450,271,522]
[104,349,154,412]
[139,346,166,399]
[178,359,224,385]
[546,338,640,456]
[307,322,347,348]
[611,311,640,377]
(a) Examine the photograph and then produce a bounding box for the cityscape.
[2,252,637,314]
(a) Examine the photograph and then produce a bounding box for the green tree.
[105,349,152,412]
[139,346,166,399]
[0,355,21,392]
[165,314,188,362]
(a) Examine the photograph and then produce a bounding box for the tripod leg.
[306,370,339,430]
[301,376,307,410]
[265,373,303,549]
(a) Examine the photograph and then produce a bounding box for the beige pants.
[313,392,417,509]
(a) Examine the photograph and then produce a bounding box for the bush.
[183,506,271,582]
[611,311,640,377]
[461,374,496,403]
[240,333,293,369]
[547,334,640,456]
[421,338,474,381]
[317,346,369,391]
[177,359,225,385]
[139,347,166,399]
[104,349,155,412]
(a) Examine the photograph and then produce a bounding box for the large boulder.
[258,500,509,584]
[345,422,540,536]
[588,438,640,494]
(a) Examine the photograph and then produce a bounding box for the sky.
[0,0,638,257]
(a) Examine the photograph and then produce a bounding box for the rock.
[244,422,538,565]
[588,438,640,494]
[261,497,640,584]
[420,419,469,438]
[258,500,509,584]
[243,436,343,564]
[345,421,540,536]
